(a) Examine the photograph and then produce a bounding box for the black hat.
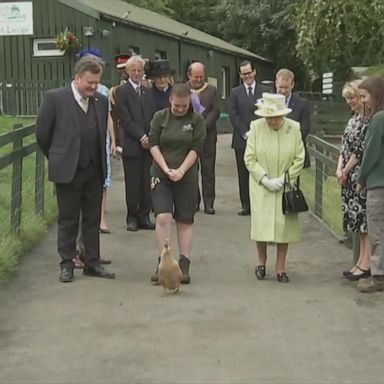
[147,59,175,78]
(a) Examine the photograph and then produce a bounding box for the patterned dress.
[97,84,112,188]
[340,113,368,233]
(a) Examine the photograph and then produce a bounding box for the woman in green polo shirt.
[356,76,384,293]
[148,83,206,284]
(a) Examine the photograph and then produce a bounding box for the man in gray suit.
[275,68,311,168]
[36,56,115,282]
[188,62,220,214]
[229,60,270,216]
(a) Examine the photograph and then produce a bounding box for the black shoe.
[255,265,266,280]
[238,208,250,216]
[83,264,115,279]
[345,268,370,281]
[277,272,289,283]
[204,207,215,215]
[179,255,191,284]
[138,218,155,230]
[127,217,138,232]
[59,266,74,283]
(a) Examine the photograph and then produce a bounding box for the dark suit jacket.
[287,93,311,167]
[115,81,154,157]
[35,86,108,184]
[229,83,270,149]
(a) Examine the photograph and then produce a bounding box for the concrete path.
[1,134,384,384]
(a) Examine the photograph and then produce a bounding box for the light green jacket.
[244,117,305,242]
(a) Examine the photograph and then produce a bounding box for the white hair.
[126,55,145,70]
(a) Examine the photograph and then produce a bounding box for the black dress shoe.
[345,268,370,281]
[277,272,289,283]
[138,219,155,230]
[127,218,138,232]
[255,265,266,280]
[238,208,250,216]
[59,266,74,283]
[83,264,115,279]
[204,207,215,215]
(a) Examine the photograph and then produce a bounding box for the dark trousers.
[198,143,216,209]
[122,151,152,223]
[235,147,250,210]
[55,163,103,268]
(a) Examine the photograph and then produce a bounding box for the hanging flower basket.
[56,27,80,54]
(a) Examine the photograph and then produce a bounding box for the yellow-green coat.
[244,118,305,243]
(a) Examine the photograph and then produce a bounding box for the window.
[154,50,167,60]
[128,46,140,56]
[33,38,64,57]
[221,66,230,99]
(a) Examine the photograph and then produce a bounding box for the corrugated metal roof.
[58,0,272,63]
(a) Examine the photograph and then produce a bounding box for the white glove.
[261,175,284,192]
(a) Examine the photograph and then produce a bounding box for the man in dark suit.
[188,61,220,214]
[275,68,311,168]
[35,56,115,282]
[229,60,270,216]
[116,55,155,231]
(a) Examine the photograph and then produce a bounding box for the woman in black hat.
[147,59,174,112]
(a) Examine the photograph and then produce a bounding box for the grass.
[301,167,343,239]
[0,115,57,280]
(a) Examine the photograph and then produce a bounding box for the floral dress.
[340,113,368,233]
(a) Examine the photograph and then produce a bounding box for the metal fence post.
[314,144,323,218]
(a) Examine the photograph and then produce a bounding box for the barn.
[0,0,274,116]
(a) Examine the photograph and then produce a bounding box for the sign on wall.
[0,2,33,36]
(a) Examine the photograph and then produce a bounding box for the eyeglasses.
[240,71,254,76]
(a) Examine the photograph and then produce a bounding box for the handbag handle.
[284,171,300,190]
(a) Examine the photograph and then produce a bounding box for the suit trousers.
[199,141,216,209]
[122,150,152,223]
[235,147,250,210]
[55,163,103,268]
[367,188,384,276]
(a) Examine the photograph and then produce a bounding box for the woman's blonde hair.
[342,80,362,98]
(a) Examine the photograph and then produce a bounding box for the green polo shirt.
[358,110,384,189]
[149,108,206,182]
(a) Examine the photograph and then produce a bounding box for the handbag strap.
[284,171,301,190]
[283,171,292,192]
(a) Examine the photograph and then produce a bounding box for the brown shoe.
[357,276,384,293]
[100,257,112,265]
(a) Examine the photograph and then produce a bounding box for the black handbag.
[282,171,308,214]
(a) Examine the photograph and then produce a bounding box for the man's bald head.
[188,61,206,89]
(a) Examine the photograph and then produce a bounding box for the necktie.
[248,86,253,97]
[79,97,88,113]
[135,86,141,97]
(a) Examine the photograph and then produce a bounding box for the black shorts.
[151,177,198,224]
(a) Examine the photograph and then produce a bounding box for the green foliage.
[295,0,384,79]
[121,0,174,16]
[214,0,307,85]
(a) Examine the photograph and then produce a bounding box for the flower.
[56,27,80,54]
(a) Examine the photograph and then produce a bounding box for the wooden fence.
[0,123,47,234]
[0,80,65,117]
[305,134,359,260]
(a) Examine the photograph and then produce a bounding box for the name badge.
[182,123,193,131]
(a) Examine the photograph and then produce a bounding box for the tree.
[295,0,384,80]
[213,0,307,87]
[122,0,174,16]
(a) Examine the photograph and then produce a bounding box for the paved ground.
[1,134,384,384]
